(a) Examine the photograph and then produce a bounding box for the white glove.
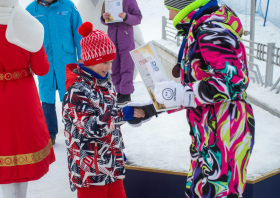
[154,81,196,108]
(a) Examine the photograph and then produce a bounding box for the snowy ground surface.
[1,0,279,197]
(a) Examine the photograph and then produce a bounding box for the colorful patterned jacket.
[62,64,126,191]
[182,5,249,105]
[179,5,255,197]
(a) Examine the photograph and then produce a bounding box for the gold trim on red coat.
[0,68,31,81]
[0,139,53,167]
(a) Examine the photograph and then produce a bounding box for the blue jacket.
[26,0,82,103]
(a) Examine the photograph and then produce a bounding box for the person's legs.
[186,104,230,198]
[111,50,121,94]
[42,102,58,142]
[185,102,254,198]
[77,185,108,198]
[227,102,255,197]
[77,180,126,198]
[118,47,134,95]
[185,106,216,198]
[116,47,134,105]
[185,141,206,198]
[1,182,28,198]
[108,180,127,198]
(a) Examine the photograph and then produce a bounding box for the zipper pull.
[94,142,99,175]
[124,30,128,34]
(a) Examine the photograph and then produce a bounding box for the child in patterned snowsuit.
[155,0,255,197]
[62,22,145,198]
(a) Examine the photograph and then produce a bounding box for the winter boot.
[117,94,131,106]
[117,93,121,100]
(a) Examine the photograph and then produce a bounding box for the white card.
[105,0,123,23]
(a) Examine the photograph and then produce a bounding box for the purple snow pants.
[101,0,142,95]
[111,24,135,94]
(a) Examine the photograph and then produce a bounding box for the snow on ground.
[0,0,278,197]
[122,82,280,180]
[247,82,280,113]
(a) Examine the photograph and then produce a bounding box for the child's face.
[169,9,179,20]
[86,60,114,77]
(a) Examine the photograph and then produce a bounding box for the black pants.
[42,102,58,138]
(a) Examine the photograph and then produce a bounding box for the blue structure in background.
[218,0,280,28]
[262,0,269,26]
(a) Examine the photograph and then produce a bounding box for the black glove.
[127,101,159,127]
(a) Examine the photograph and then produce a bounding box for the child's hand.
[118,12,127,19]
[103,12,111,19]
[126,101,158,127]
[134,108,145,118]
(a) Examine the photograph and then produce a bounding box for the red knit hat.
[78,22,116,66]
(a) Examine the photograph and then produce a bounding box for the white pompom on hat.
[79,22,116,66]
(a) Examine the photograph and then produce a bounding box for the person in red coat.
[0,0,55,197]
